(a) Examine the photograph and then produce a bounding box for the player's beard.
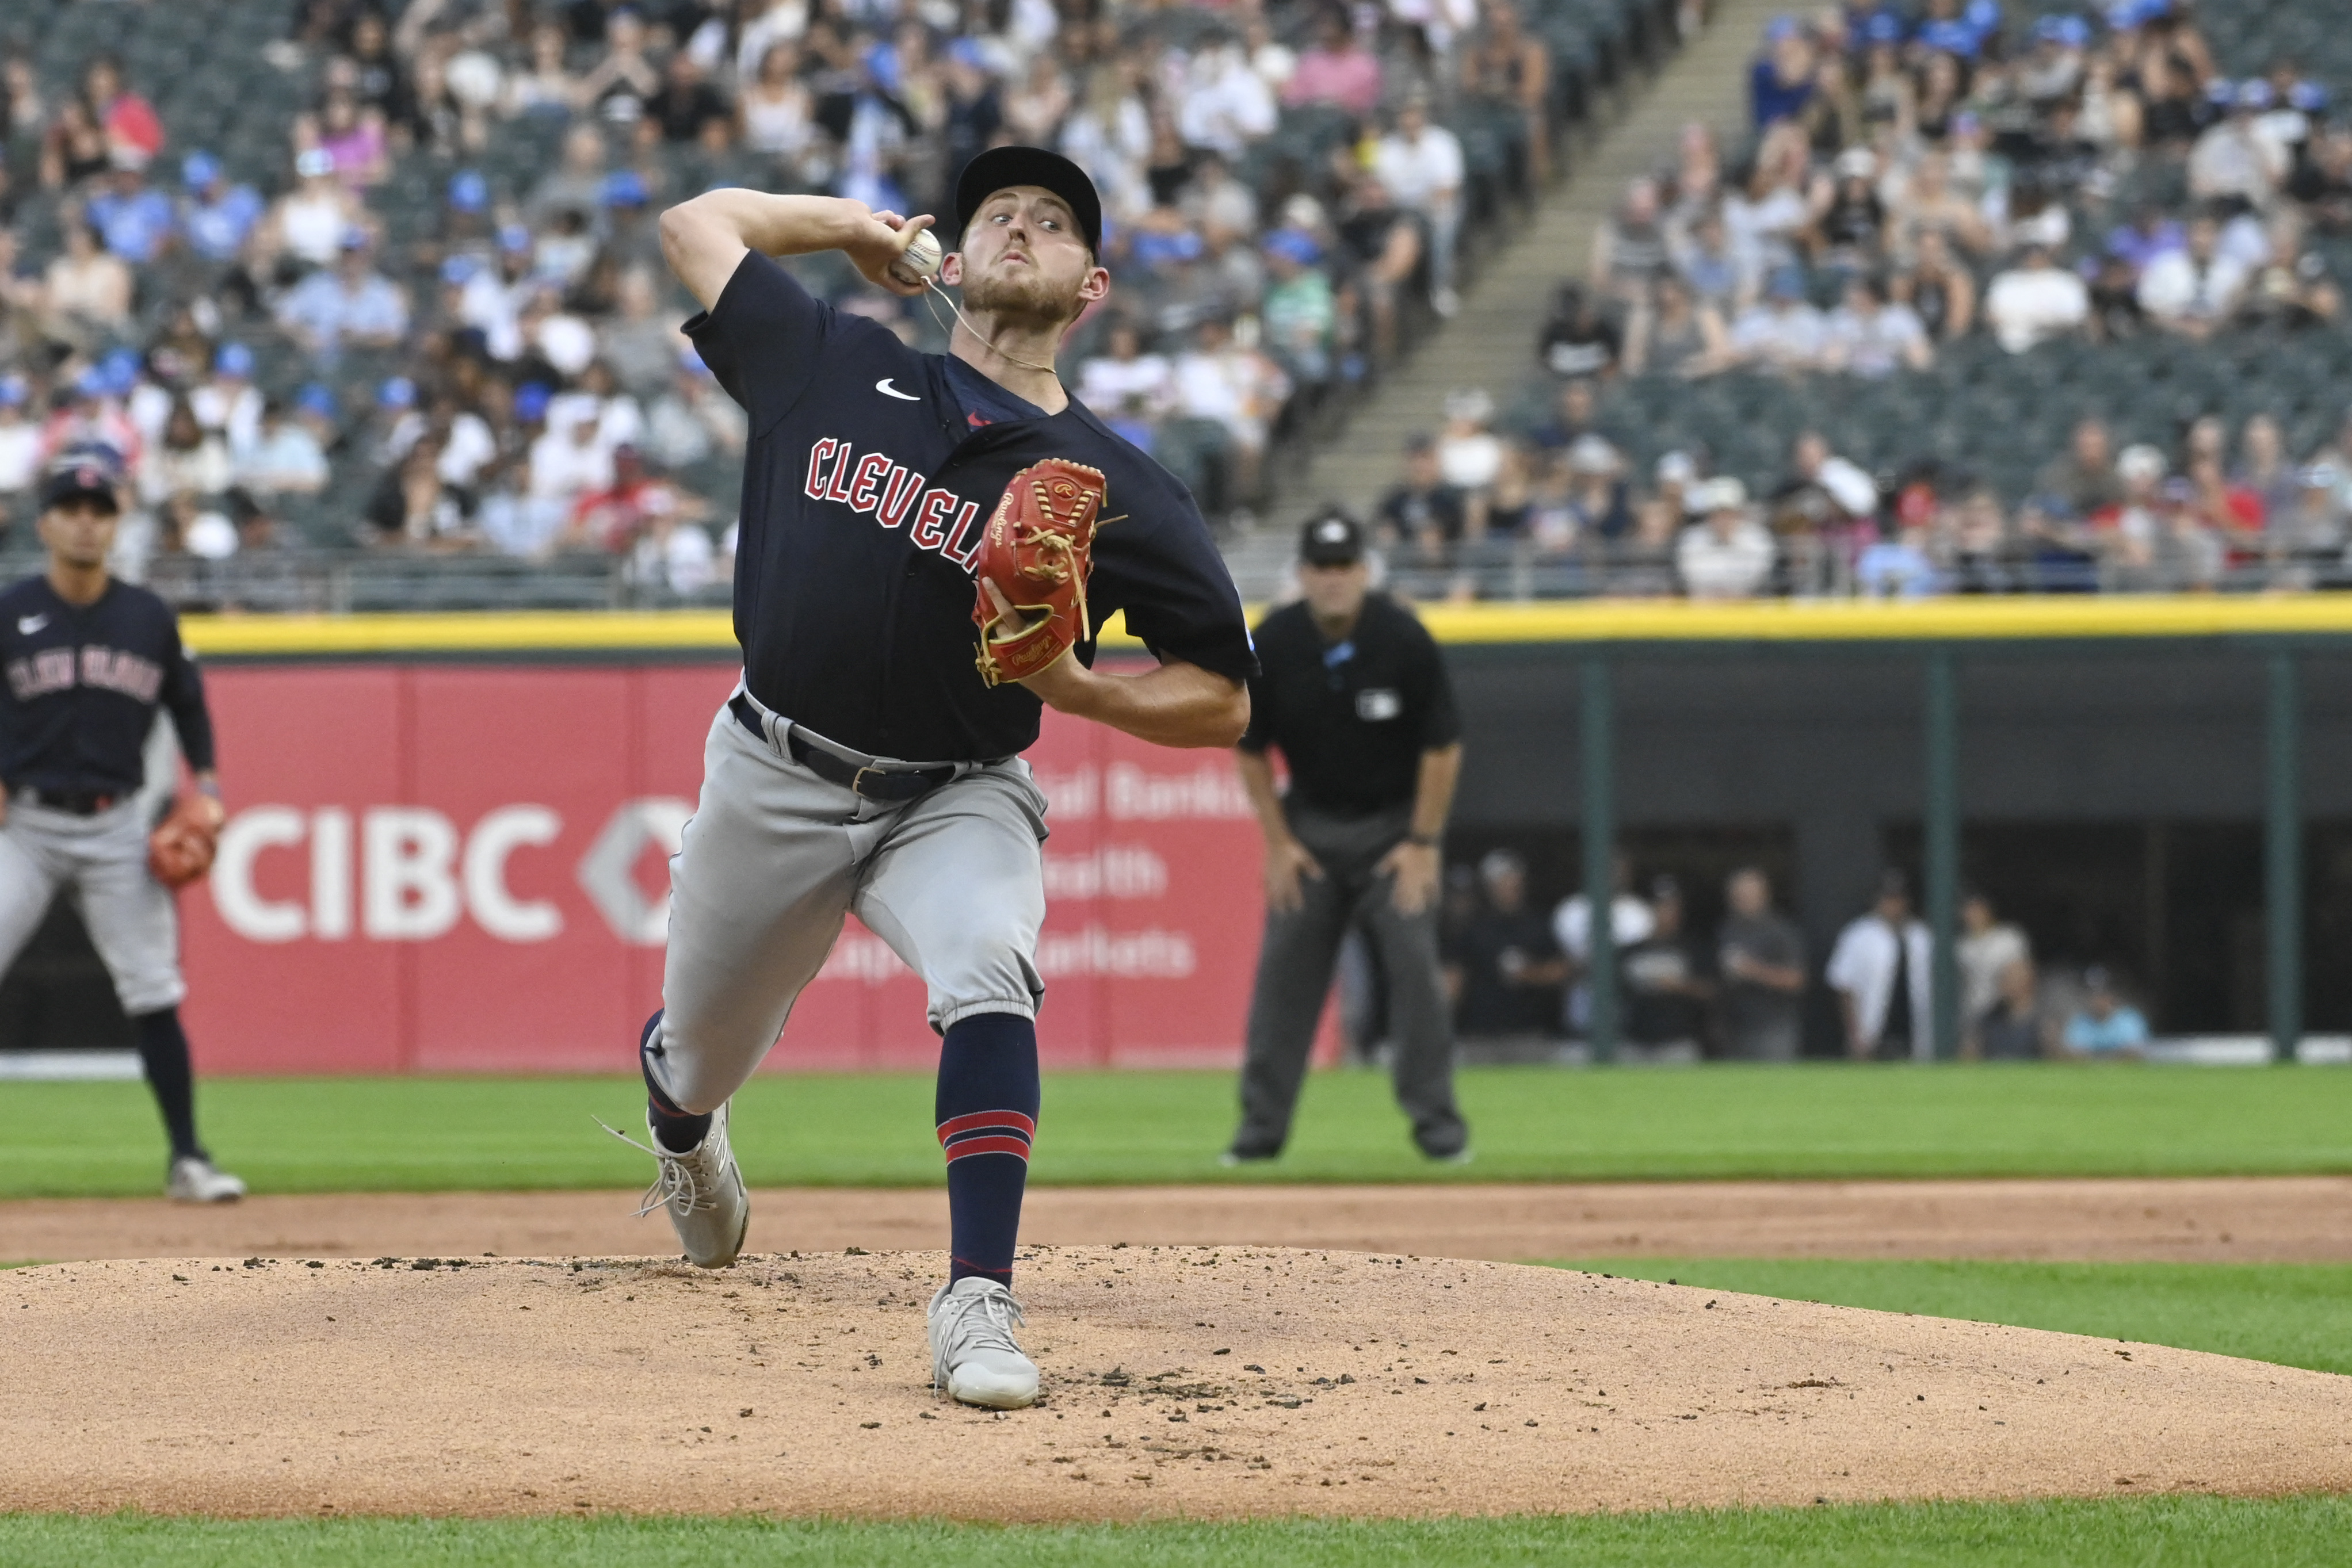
[961,257,1084,326]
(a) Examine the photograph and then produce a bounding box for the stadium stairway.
[1235,0,1781,597]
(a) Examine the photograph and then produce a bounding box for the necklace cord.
[918,277,1061,377]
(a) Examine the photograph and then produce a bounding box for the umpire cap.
[39,451,124,514]
[1299,509,1366,567]
[954,146,1103,257]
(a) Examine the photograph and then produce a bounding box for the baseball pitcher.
[0,451,240,1202]
[631,147,1255,1408]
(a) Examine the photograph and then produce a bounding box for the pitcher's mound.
[5,1247,2346,1519]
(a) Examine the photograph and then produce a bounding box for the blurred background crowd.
[0,0,1667,610]
[1360,0,2352,600]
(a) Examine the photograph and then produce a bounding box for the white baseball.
[890,227,944,285]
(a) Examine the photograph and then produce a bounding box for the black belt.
[728,694,964,803]
[25,788,120,817]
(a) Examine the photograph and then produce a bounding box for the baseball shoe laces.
[928,1277,1038,1408]
[597,1117,720,1218]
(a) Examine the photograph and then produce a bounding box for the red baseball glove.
[148,796,222,889]
[971,458,1111,687]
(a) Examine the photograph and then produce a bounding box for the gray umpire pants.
[646,702,1051,1116]
[0,796,185,1017]
[1233,803,1467,1158]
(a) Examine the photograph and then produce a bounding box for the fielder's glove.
[971,457,1111,687]
[148,796,222,889]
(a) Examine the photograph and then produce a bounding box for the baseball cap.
[182,150,222,189]
[514,381,553,422]
[2236,78,2274,110]
[215,341,254,378]
[39,453,124,514]
[0,375,24,409]
[1299,509,1366,567]
[448,169,490,212]
[378,376,417,410]
[953,145,1103,257]
[1263,227,1322,266]
[296,382,339,419]
[602,169,649,208]
[1863,12,1903,43]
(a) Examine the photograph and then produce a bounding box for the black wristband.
[1406,831,1441,848]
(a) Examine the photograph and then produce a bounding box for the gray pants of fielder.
[646,702,1051,1115]
[0,797,185,1016]
[1234,804,1467,1158]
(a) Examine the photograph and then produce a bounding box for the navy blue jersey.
[0,575,216,796]
[685,251,1257,762]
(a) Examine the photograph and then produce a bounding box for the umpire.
[1226,511,1469,1162]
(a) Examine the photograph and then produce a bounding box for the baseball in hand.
[889,228,944,287]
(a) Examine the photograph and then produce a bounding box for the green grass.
[10,1063,2352,1198]
[0,1496,2347,1566]
[1553,1259,2352,1378]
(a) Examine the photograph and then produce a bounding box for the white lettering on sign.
[209,805,566,944]
[1042,845,1168,900]
[1026,763,1253,822]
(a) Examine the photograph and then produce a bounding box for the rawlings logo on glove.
[148,795,222,889]
[971,458,1111,687]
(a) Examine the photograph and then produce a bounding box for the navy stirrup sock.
[936,1012,1041,1288]
[132,1007,203,1161]
[639,1009,713,1153]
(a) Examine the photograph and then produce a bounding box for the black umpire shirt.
[1238,592,1458,818]
[0,575,216,796]
[685,251,1257,762]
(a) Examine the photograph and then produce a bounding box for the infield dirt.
[5,1246,2349,1519]
[7,1176,2351,1266]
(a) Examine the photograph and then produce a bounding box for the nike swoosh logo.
[17,615,46,634]
[875,378,920,401]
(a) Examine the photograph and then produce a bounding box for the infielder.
[631,147,1255,1409]
[0,452,240,1202]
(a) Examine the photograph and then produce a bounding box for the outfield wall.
[171,661,1262,1074]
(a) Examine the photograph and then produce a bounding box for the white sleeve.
[1824,923,1865,992]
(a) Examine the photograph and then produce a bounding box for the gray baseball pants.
[645,701,1051,1115]
[1232,802,1467,1158]
[0,796,185,1016]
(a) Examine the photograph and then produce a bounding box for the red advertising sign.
[180,663,1266,1074]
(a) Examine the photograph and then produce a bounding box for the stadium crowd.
[1367,0,2352,599]
[0,0,1602,602]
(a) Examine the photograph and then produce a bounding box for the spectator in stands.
[1677,477,1773,598]
[179,152,264,270]
[277,230,411,360]
[643,349,745,472]
[2232,414,2300,526]
[2273,465,2350,578]
[564,443,705,554]
[1077,320,1176,449]
[1593,177,1670,308]
[1956,890,2031,1059]
[42,213,133,341]
[1749,17,1815,129]
[1334,173,1423,364]
[1435,387,1504,501]
[650,49,731,146]
[2139,215,2247,339]
[1617,875,1709,1059]
[1172,316,1287,514]
[2037,418,2126,518]
[1374,96,1465,318]
[366,427,477,549]
[139,397,232,508]
[1538,284,1622,380]
[1983,241,2091,354]
[2189,81,2288,209]
[2289,124,2352,232]
[237,397,330,497]
[1828,869,1933,1061]
[2236,209,2343,329]
[1374,432,1465,554]
[1179,36,1276,161]
[1285,10,1381,119]
[82,54,163,171]
[1855,507,1941,598]
[1261,230,1338,390]
[575,7,660,124]
[87,154,175,266]
[1823,274,1930,376]
[1716,866,1807,1061]
[1624,274,1729,377]
[1553,855,1654,1038]
[1462,0,1552,181]
[1444,849,1569,1041]
[738,42,816,169]
[254,148,366,279]
[1977,957,2045,1058]
[1889,148,1991,260]
[1728,266,1826,374]
[1896,230,1977,343]
[318,89,391,190]
[2061,967,2149,1057]
[506,21,581,118]
[1560,435,1634,544]
[0,378,39,533]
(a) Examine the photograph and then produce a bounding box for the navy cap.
[1299,508,1366,567]
[953,146,1102,257]
[39,453,123,514]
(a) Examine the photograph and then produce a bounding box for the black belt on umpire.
[728,689,999,804]
[17,787,122,816]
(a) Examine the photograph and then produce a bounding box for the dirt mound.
[9,1176,2351,1267]
[4,1247,2347,1519]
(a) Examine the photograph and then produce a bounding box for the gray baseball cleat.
[165,1155,246,1203]
[604,1104,749,1268]
[927,1276,1039,1409]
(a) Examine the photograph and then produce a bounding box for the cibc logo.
[209,800,693,946]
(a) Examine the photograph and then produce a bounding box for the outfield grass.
[1,1496,2347,1567]
[1555,1259,2352,1377]
[7,1064,2352,1198]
